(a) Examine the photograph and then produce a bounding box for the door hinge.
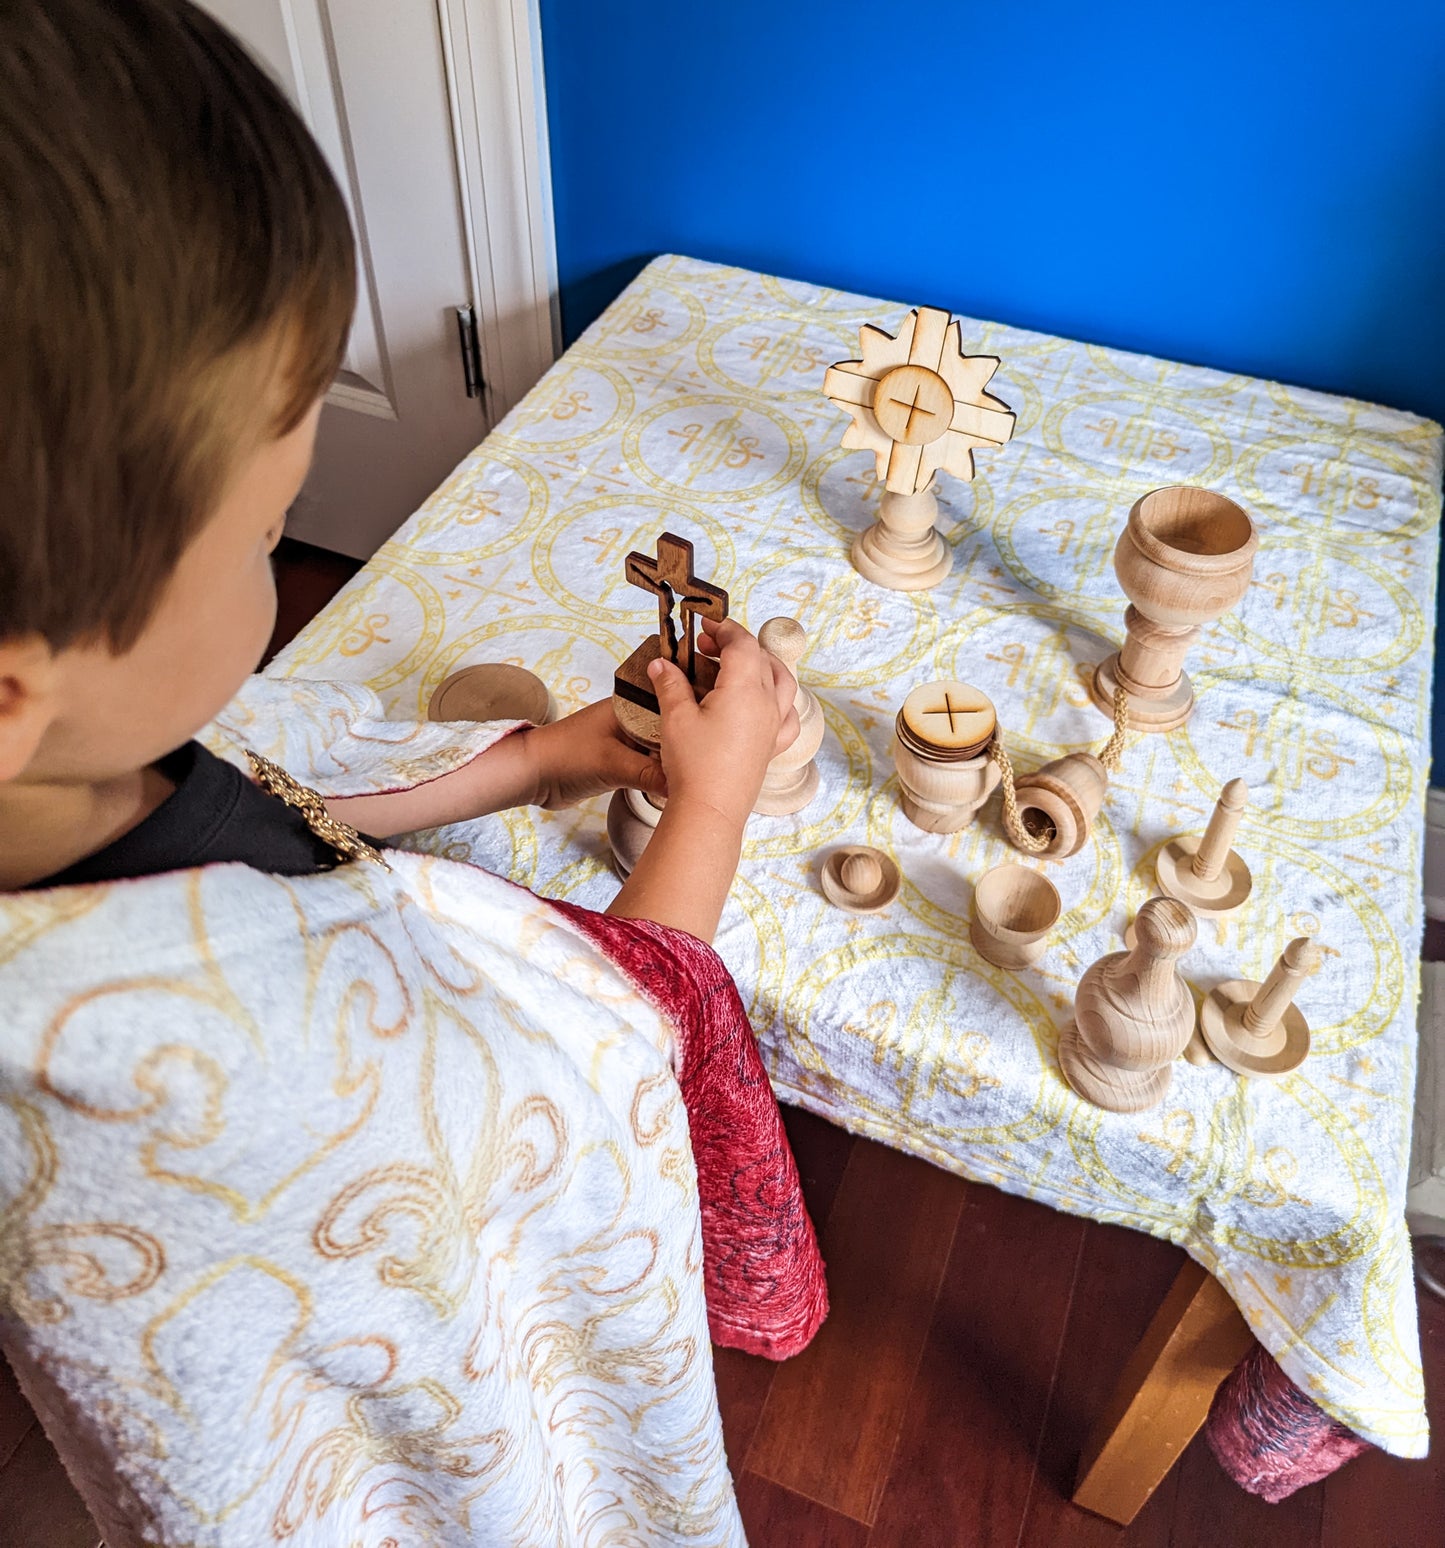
[455,304,484,399]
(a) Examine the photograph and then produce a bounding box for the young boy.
[0,3,822,1543]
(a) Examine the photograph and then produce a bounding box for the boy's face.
[6,398,322,784]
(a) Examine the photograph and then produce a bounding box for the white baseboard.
[1427,788,1445,922]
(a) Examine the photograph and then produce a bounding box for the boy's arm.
[606,623,795,943]
[321,700,666,838]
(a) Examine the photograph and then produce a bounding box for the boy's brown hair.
[0,0,356,651]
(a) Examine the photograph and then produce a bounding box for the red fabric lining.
[545,899,828,1360]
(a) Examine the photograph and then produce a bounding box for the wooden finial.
[821,845,900,914]
[755,617,825,815]
[1200,937,1321,1078]
[1059,897,1197,1112]
[1156,777,1253,915]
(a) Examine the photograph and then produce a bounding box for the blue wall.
[538,0,1445,745]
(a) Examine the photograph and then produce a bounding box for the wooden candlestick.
[1156,778,1253,915]
[1090,486,1258,733]
[1059,896,1197,1113]
[1200,938,1320,1078]
[970,865,1062,969]
[892,681,1000,833]
[755,617,825,815]
[1009,753,1110,859]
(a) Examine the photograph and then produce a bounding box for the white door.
[197,0,494,558]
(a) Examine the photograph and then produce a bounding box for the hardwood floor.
[2,545,1441,1545]
[726,1107,1445,1546]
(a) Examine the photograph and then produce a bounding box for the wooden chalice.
[1090,486,1258,733]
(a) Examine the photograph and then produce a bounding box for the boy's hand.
[526,699,667,809]
[649,619,799,830]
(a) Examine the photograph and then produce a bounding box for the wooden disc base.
[1090,654,1194,733]
[754,761,820,817]
[850,487,950,590]
[1058,1020,1173,1112]
[1199,981,1310,1078]
[970,916,1049,970]
[429,663,556,725]
[1156,837,1252,915]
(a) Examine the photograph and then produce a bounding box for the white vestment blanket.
[0,678,746,1546]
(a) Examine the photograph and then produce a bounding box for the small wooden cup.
[428,663,557,725]
[970,864,1062,969]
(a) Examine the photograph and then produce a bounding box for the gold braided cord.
[245,750,391,870]
[1097,684,1131,773]
[989,738,1050,853]
[989,685,1131,853]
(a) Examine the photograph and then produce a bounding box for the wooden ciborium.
[1090,486,1258,733]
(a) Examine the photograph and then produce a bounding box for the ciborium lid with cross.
[823,306,1016,496]
[612,531,729,751]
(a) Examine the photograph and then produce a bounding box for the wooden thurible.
[970,864,1062,969]
[1156,777,1253,915]
[1200,937,1321,1078]
[1090,486,1258,733]
[891,680,1000,833]
[1059,896,1197,1113]
[1009,752,1110,859]
[755,617,825,815]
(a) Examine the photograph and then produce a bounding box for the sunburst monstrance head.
[822,306,1016,496]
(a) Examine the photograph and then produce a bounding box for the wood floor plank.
[780,1103,857,1232]
[1018,1221,1186,1547]
[0,1424,102,1548]
[711,1346,776,1472]
[1169,1427,1323,1548]
[867,1181,1088,1548]
[0,1353,35,1473]
[1321,1265,1445,1548]
[745,1137,967,1525]
[734,1471,870,1547]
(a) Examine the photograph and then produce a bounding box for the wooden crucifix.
[625,532,727,683]
[613,530,729,750]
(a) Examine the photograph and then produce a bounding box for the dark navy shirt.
[33,742,361,887]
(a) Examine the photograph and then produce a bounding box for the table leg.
[1071,1256,1253,1525]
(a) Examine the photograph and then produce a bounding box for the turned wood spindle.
[755,617,825,815]
[1199,937,1322,1079]
[1156,777,1253,915]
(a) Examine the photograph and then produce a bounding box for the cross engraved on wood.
[822,306,1017,495]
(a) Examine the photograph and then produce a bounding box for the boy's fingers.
[648,657,698,727]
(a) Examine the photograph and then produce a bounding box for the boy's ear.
[0,636,59,782]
